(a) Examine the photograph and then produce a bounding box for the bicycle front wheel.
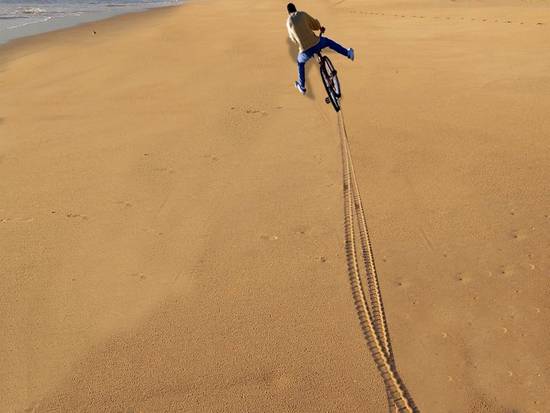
[320,56,341,112]
[324,56,341,97]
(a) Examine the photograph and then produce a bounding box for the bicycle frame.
[315,31,342,112]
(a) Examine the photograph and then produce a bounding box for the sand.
[1,0,549,411]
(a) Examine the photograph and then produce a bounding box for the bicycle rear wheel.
[320,56,341,112]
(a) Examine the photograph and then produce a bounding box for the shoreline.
[0,3,182,52]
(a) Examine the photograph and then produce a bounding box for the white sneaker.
[294,81,306,95]
[347,48,355,61]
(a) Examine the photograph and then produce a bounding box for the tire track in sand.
[337,111,419,412]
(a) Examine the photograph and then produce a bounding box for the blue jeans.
[297,36,348,89]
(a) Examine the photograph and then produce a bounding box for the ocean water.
[0,0,182,44]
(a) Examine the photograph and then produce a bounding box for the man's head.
[287,3,297,14]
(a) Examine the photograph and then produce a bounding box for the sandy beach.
[1,0,549,411]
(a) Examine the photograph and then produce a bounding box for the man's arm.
[287,20,297,43]
[305,13,321,31]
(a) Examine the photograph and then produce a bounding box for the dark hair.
[287,3,297,13]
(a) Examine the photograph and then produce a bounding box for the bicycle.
[316,28,342,112]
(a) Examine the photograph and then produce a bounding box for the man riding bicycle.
[286,2,354,95]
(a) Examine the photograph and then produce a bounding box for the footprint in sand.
[116,201,133,208]
[293,225,310,236]
[231,107,268,116]
[129,272,147,281]
[153,167,176,174]
[510,229,527,241]
[143,228,163,236]
[260,234,279,241]
[0,217,34,223]
[455,272,471,283]
[203,154,219,162]
[395,278,411,288]
[522,262,536,271]
[245,108,268,116]
[66,213,88,220]
[497,265,514,277]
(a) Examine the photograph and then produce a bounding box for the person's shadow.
[287,38,316,100]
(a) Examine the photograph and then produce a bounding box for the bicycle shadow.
[287,38,316,100]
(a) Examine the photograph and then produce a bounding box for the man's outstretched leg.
[320,36,355,61]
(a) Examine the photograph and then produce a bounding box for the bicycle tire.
[320,57,341,112]
[324,56,341,97]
